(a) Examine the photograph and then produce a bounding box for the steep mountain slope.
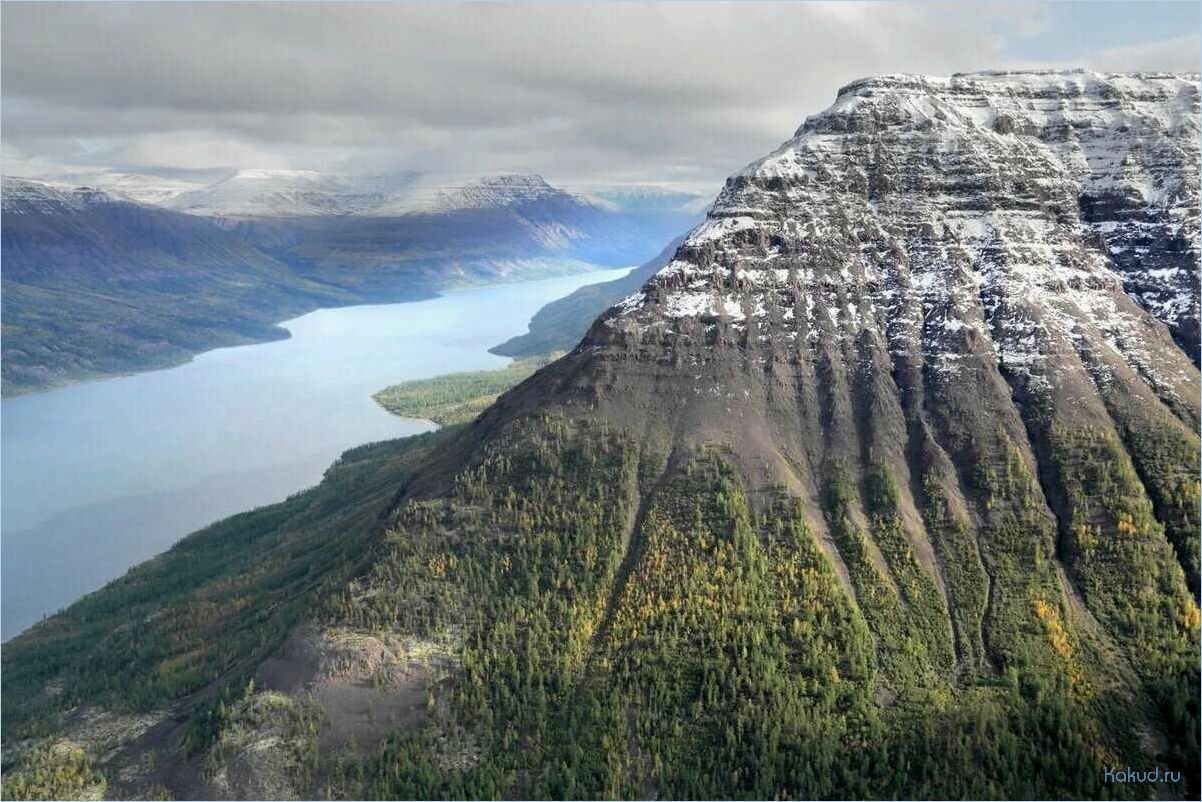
[491,235,687,357]
[466,68,1200,791]
[2,71,1198,800]
[0,429,454,799]
[538,68,1201,592]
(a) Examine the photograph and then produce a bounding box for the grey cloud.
[1084,34,1201,73]
[2,1,1196,189]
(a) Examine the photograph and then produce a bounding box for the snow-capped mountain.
[2,172,205,207]
[366,173,574,215]
[5,71,1199,801]
[503,69,1200,605]
[608,70,1200,368]
[71,172,204,205]
[428,75,1199,790]
[0,176,122,214]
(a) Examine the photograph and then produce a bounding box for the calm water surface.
[1,267,627,639]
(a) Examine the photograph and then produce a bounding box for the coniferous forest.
[3,412,1197,799]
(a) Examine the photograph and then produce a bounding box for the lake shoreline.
[2,266,629,639]
[0,262,613,400]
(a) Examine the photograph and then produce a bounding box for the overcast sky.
[2,1,1199,193]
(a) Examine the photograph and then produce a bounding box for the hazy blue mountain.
[1,177,368,396]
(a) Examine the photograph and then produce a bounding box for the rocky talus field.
[2,70,1199,800]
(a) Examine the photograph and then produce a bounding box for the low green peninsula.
[372,353,561,425]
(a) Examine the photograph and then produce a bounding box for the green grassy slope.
[326,417,1196,799]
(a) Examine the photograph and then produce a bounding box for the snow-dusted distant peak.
[367,172,582,215]
[5,167,700,222]
[1,176,125,213]
[150,169,593,218]
[226,168,326,182]
[164,169,360,217]
[2,172,205,207]
[73,172,204,205]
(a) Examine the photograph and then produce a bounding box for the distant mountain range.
[16,168,708,219]
[1,171,702,395]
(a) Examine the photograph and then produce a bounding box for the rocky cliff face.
[598,70,1199,399]
[473,71,1200,696]
[512,69,1200,584]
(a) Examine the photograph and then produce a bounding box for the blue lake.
[1,267,626,639]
